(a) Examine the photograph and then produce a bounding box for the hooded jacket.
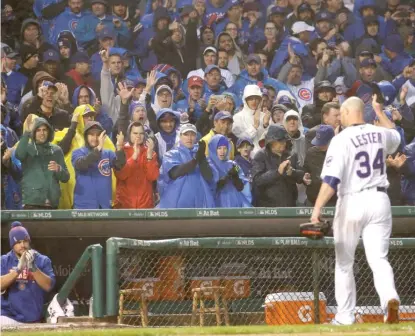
[231,68,289,107]
[133,7,172,72]
[15,117,69,207]
[232,85,267,156]
[158,141,215,208]
[152,19,199,77]
[215,32,245,76]
[208,135,252,208]
[71,85,113,135]
[52,104,115,209]
[283,110,306,166]
[71,121,125,209]
[74,13,130,49]
[154,109,181,160]
[114,122,159,209]
[252,124,305,207]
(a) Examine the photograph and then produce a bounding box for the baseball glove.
[300,221,331,240]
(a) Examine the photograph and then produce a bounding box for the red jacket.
[114,143,159,209]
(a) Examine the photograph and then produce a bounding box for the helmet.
[378,81,397,106]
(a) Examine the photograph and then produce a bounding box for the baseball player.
[310,95,401,325]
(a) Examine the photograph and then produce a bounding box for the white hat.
[404,81,415,107]
[179,123,197,134]
[203,46,217,54]
[292,21,315,34]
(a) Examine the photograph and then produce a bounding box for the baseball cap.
[236,137,254,148]
[43,81,58,90]
[2,45,19,59]
[20,44,39,63]
[188,76,204,88]
[98,28,115,40]
[311,125,335,146]
[214,111,233,121]
[360,58,377,68]
[315,11,332,22]
[297,3,312,13]
[91,0,108,5]
[58,38,71,49]
[203,46,217,55]
[271,104,289,114]
[291,21,315,35]
[204,64,221,74]
[180,5,195,17]
[123,78,136,89]
[223,0,241,12]
[43,49,60,62]
[384,35,404,54]
[71,52,90,64]
[269,6,287,16]
[179,123,197,134]
[246,54,261,64]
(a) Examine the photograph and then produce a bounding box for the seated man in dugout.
[1,222,55,325]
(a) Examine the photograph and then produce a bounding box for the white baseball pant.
[333,188,399,325]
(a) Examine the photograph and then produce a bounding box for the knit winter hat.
[9,221,30,248]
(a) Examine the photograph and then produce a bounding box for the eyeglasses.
[265,27,277,30]
[226,28,238,31]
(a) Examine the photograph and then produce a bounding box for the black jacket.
[152,20,199,78]
[303,146,337,206]
[252,149,304,207]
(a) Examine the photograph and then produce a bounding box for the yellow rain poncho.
[52,104,116,209]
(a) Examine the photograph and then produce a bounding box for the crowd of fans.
[1,0,415,210]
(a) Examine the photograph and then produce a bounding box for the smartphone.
[213,94,225,101]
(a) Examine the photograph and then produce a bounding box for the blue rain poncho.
[208,135,252,208]
[158,142,215,209]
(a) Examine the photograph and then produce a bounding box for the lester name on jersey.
[321,124,401,197]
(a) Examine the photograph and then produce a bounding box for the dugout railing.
[106,237,415,326]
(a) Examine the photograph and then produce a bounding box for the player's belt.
[377,187,387,193]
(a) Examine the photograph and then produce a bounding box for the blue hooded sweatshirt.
[353,0,388,40]
[208,135,252,208]
[33,0,59,34]
[158,142,215,208]
[48,7,89,44]
[74,14,130,49]
[133,7,171,73]
[71,85,114,136]
[71,122,118,209]
[1,249,55,322]
[231,68,290,107]
[155,108,181,159]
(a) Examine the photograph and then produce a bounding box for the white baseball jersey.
[287,78,314,114]
[321,124,401,197]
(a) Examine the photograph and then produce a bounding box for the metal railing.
[106,237,415,326]
[57,244,104,318]
[2,206,414,221]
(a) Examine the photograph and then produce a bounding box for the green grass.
[2,323,415,336]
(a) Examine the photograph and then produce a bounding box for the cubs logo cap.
[311,125,335,146]
[43,49,60,62]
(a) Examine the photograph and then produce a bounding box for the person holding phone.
[72,121,126,209]
[114,120,159,209]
